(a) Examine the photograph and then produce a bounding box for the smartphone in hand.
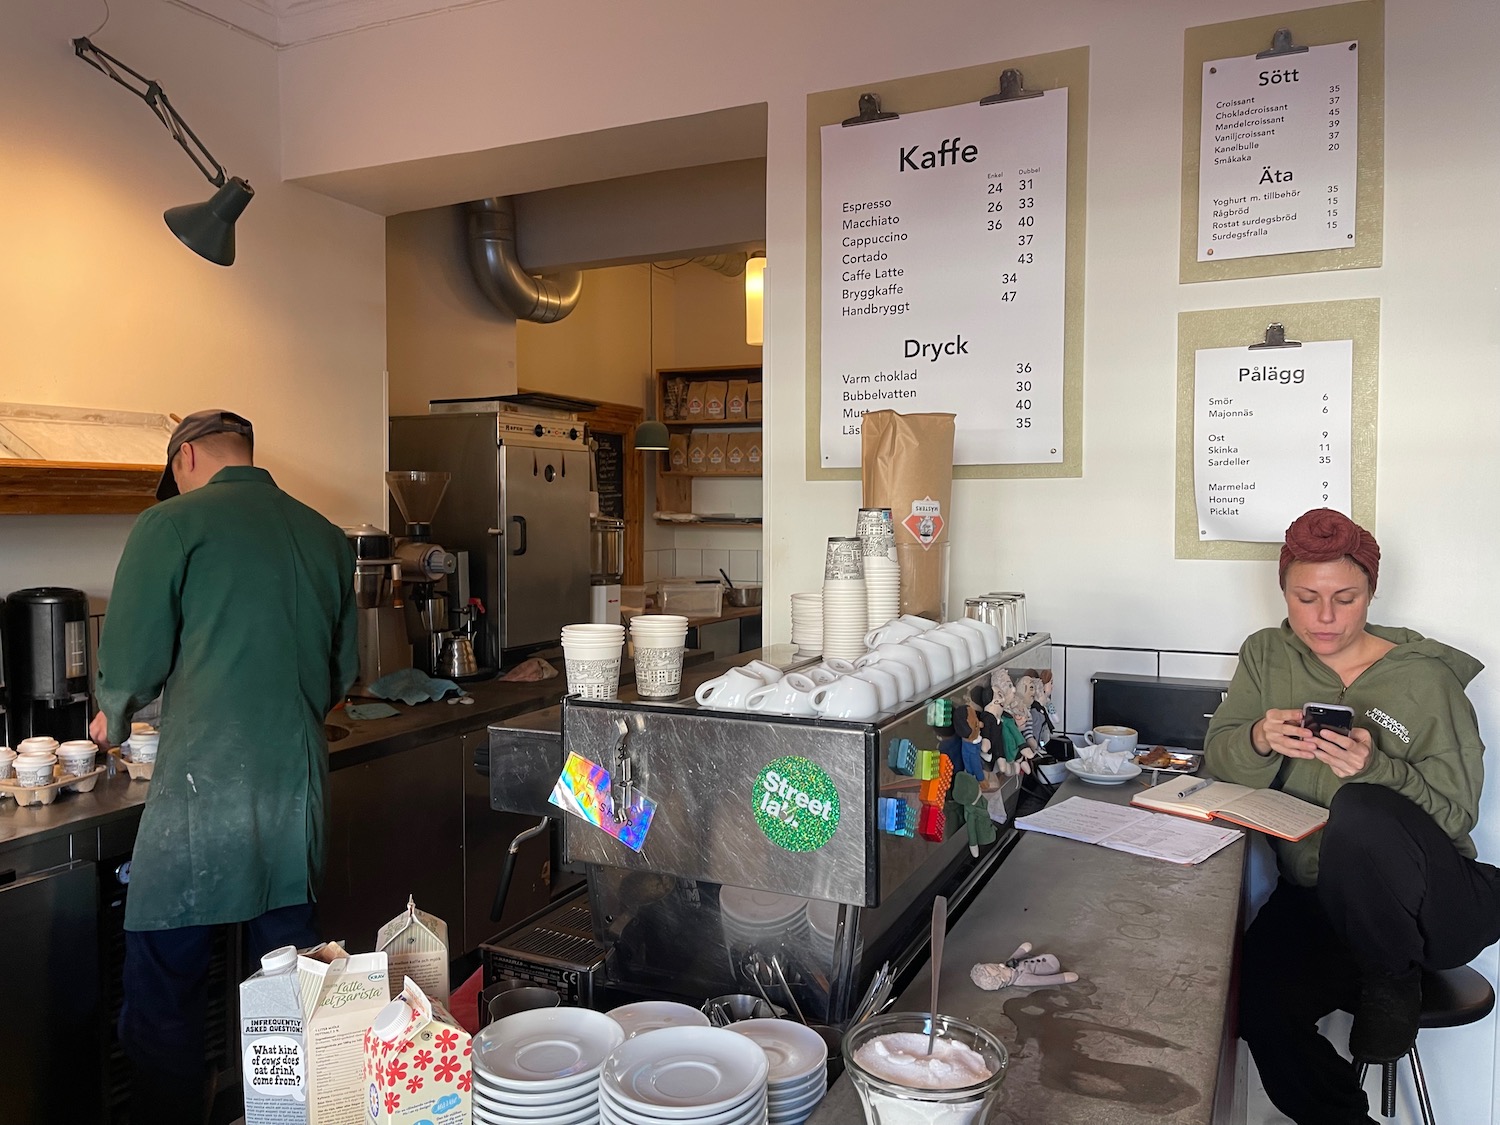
[1302,702,1355,739]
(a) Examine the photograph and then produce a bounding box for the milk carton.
[300,943,391,1125]
[363,977,471,1125]
[375,897,450,1007]
[241,946,308,1125]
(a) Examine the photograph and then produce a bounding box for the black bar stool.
[1355,966,1495,1124]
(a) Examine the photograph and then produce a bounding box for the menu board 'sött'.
[820,94,1069,468]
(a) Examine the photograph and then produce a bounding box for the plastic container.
[658,581,724,617]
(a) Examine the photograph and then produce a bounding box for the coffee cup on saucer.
[1085,725,1138,755]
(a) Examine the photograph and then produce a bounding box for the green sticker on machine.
[752,756,841,852]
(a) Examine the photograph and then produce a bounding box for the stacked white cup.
[821,538,868,661]
[790,593,823,655]
[628,614,689,699]
[560,623,626,700]
[856,508,901,629]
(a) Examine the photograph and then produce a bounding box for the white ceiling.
[175,0,498,48]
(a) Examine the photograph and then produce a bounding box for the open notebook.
[1131,778,1329,842]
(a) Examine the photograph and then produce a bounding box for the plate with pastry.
[1133,746,1200,774]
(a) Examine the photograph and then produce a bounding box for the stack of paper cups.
[560,623,626,700]
[790,593,823,655]
[629,614,690,699]
[821,537,868,661]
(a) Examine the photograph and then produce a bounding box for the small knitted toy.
[970,942,1080,990]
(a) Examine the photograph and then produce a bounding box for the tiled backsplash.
[1049,642,1239,737]
[645,548,761,583]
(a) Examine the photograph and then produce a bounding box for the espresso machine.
[3,587,92,745]
[344,525,413,688]
[386,471,459,676]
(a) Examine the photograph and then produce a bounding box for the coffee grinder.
[386,471,459,676]
[344,525,413,688]
[3,587,92,745]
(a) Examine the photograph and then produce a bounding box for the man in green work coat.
[91,409,359,1125]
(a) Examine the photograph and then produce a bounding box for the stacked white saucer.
[862,554,901,630]
[789,593,822,656]
[726,1019,829,1125]
[599,1026,770,1125]
[472,1007,624,1124]
[720,887,810,951]
[606,1000,710,1040]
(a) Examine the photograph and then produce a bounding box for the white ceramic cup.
[864,620,922,648]
[746,672,819,716]
[853,666,899,711]
[741,659,785,684]
[906,636,956,685]
[875,644,931,696]
[804,664,840,686]
[1085,725,1139,754]
[854,652,916,702]
[898,614,940,632]
[934,622,985,666]
[695,667,766,711]
[922,627,973,674]
[952,617,1002,659]
[808,675,880,721]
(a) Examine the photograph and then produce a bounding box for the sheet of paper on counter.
[1017,796,1242,865]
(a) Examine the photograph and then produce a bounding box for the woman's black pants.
[1240,784,1500,1125]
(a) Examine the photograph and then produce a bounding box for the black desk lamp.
[73,37,253,266]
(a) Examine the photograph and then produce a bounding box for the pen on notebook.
[1176,778,1212,799]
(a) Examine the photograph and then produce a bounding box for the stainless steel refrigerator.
[389,410,592,668]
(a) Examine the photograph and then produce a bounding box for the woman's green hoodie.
[1204,623,1485,887]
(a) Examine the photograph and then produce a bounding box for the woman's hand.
[1253,709,1318,758]
[1306,725,1373,778]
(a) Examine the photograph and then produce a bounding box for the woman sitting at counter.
[1205,508,1500,1125]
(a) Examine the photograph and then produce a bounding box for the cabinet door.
[324,737,464,951]
[461,729,553,954]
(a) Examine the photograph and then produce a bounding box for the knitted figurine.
[950,772,998,858]
[970,942,1079,990]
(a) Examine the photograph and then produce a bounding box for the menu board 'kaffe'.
[820,94,1068,468]
[1198,41,1359,261]
[1193,339,1353,542]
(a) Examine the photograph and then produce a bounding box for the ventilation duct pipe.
[465,197,582,323]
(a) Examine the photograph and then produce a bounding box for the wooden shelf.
[655,366,763,518]
[0,461,160,515]
[660,419,760,428]
[661,471,761,479]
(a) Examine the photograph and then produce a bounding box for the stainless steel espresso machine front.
[484,635,1053,1026]
[389,410,592,670]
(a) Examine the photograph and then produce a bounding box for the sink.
[324,724,350,743]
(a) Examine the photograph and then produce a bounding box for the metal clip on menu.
[1257,27,1311,59]
[842,92,900,127]
[1249,322,1303,350]
[979,68,1044,105]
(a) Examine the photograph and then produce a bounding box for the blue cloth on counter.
[367,668,464,706]
[344,701,400,721]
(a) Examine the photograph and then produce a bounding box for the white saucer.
[600,1026,768,1117]
[474,1093,598,1125]
[474,1082,596,1116]
[1064,759,1143,785]
[606,1000,711,1039]
[726,1020,827,1084]
[476,1008,625,1088]
[601,1087,765,1125]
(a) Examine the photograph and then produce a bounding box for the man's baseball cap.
[157,409,255,501]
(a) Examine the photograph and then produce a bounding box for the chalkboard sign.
[593,430,626,519]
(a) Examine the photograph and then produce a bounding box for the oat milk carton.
[241,946,308,1125]
[362,977,471,1125]
[376,897,450,1007]
[300,943,391,1125]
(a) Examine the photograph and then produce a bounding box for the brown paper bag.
[687,430,709,473]
[668,434,688,472]
[703,381,728,421]
[726,379,748,420]
[860,411,955,619]
[706,431,729,470]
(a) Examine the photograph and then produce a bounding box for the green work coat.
[96,466,358,931]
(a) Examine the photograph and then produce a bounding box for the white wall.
[281,2,1499,1117]
[0,0,386,601]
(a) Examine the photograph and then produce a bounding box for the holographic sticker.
[752,756,841,852]
[548,751,656,852]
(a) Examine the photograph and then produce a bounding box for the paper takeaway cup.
[564,652,622,700]
[633,645,685,699]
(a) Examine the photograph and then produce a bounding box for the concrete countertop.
[807,777,1246,1125]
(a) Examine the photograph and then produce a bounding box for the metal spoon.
[719,568,736,588]
[927,895,947,1055]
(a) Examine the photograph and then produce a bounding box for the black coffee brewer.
[3,588,92,745]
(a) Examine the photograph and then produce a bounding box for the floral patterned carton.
[363,977,471,1125]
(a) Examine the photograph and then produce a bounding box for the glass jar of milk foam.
[843,1012,1008,1125]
